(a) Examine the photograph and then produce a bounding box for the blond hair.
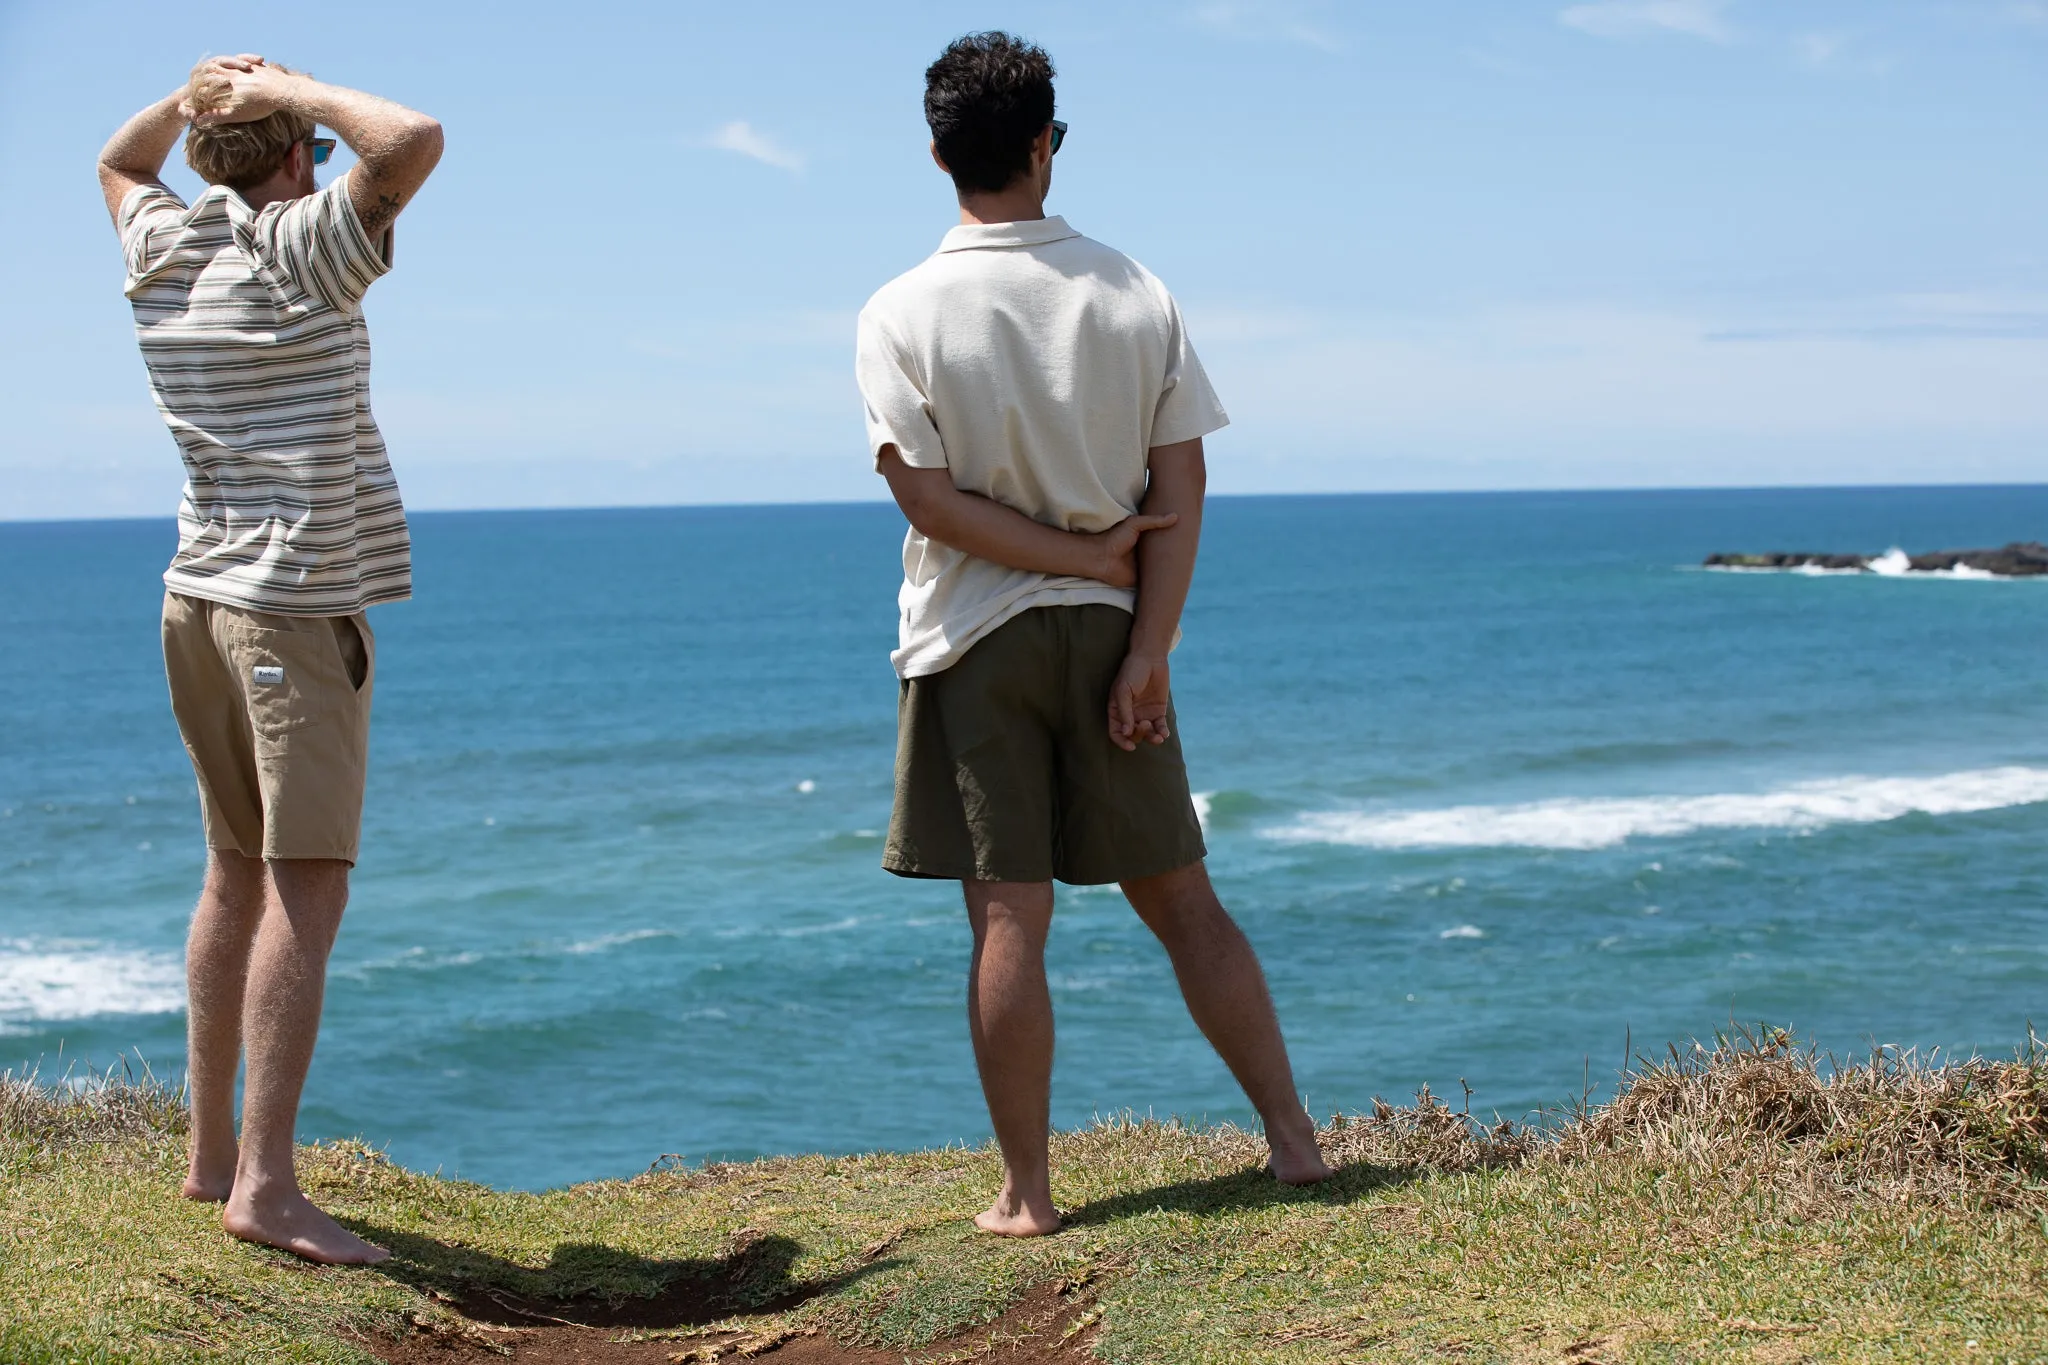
[183,60,316,191]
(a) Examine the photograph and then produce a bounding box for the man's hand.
[1109,652,1173,752]
[879,446,1180,585]
[1086,513,1178,590]
[185,55,301,126]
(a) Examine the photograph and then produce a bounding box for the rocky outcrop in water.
[1705,543,2048,577]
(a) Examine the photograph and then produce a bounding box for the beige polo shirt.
[857,216,1229,679]
[119,176,407,617]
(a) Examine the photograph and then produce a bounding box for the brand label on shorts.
[252,666,285,685]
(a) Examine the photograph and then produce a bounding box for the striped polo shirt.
[119,175,410,616]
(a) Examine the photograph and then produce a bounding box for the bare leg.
[182,850,267,1201]
[1122,862,1333,1184]
[963,880,1063,1237]
[220,858,387,1264]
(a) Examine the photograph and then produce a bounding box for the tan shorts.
[161,592,375,864]
[885,604,1207,886]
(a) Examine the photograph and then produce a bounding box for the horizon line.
[5,479,2046,530]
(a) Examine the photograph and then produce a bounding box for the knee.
[1123,864,1228,942]
[980,898,1048,940]
[204,850,267,910]
[968,882,1055,949]
[265,859,353,924]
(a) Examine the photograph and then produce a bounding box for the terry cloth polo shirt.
[855,216,1230,680]
[119,174,410,617]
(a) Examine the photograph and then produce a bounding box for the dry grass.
[1032,1026,2048,1214]
[1554,1025,2048,1209]
[0,1058,188,1150]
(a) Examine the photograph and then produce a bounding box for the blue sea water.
[3,486,2045,1191]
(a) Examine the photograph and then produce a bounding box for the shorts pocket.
[226,626,327,737]
[335,615,372,693]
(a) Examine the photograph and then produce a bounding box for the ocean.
[3,486,2044,1191]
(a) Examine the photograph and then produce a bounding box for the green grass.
[4,1031,2046,1363]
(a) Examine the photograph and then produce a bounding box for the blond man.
[96,55,441,1264]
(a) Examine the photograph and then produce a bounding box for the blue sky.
[2,0,2042,519]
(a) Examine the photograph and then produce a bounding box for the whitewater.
[1267,766,2048,851]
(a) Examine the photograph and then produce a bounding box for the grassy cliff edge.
[4,1031,2046,1364]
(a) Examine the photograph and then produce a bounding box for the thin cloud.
[1190,2,1343,53]
[705,121,805,173]
[1796,31,1846,63]
[1559,0,1733,42]
[1793,30,1896,74]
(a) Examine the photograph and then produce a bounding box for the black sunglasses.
[306,136,336,166]
[1049,120,1068,155]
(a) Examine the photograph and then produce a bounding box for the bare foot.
[1267,1119,1335,1186]
[183,1145,237,1202]
[223,1187,389,1265]
[973,1190,1063,1238]
[182,1170,235,1203]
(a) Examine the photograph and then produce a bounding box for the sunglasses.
[1049,120,1068,155]
[306,136,336,166]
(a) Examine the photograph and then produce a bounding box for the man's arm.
[190,58,443,235]
[879,446,1176,589]
[1108,437,1205,751]
[96,87,194,225]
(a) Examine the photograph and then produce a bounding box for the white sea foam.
[777,916,863,938]
[1706,546,2032,581]
[0,940,185,1027]
[1191,791,1214,831]
[564,928,675,955]
[1265,766,2048,852]
[1440,925,1486,940]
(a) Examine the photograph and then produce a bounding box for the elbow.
[408,118,446,169]
[376,117,443,173]
[898,488,951,541]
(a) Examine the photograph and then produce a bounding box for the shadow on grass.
[1062,1160,1425,1228]
[348,1221,901,1330]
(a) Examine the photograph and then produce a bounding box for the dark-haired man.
[856,31,1332,1237]
[97,54,441,1264]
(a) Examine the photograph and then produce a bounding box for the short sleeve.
[118,183,189,281]
[263,174,392,312]
[856,307,948,470]
[1150,292,1230,449]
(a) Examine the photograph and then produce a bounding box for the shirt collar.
[936,215,1081,253]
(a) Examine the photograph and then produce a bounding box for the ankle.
[225,1167,300,1205]
[1265,1107,1318,1143]
[188,1140,238,1167]
[997,1177,1055,1215]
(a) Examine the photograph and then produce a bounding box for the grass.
[3,1029,2047,1363]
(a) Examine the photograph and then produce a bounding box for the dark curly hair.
[924,32,1056,196]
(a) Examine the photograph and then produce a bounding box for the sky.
[1,0,2043,519]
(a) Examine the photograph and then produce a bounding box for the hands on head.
[182,54,298,126]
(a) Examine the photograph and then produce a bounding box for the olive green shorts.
[161,592,375,864]
[885,604,1207,886]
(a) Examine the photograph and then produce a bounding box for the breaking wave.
[0,941,185,1028]
[1265,766,2048,851]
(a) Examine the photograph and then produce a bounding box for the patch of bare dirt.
[370,1282,1100,1365]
